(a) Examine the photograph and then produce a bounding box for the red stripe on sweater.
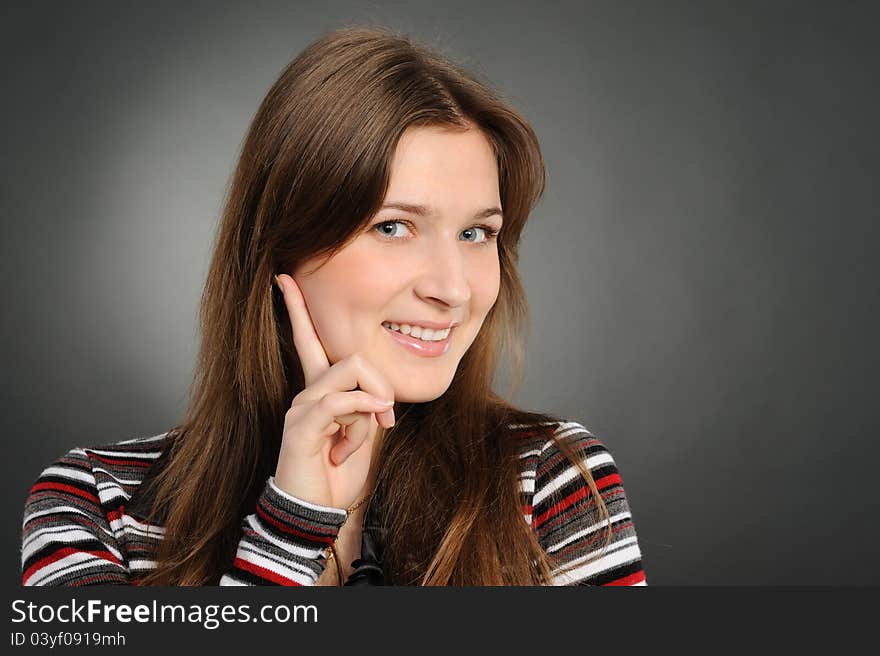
[532,472,622,529]
[535,488,628,536]
[107,506,127,523]
[593,472,623,490]
[232,557,301,586]
[255,505,335,545]
[29,482,100,504]
[22,547,123,585]
[533,486,587,529]
[88,454,153,467]
[603,569,646,586]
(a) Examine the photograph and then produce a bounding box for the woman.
[21,25,647,586]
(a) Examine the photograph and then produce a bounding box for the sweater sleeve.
[219,477,347,586]
[532,423,648,586]
[21,448,130,586]
[21,447,347,586]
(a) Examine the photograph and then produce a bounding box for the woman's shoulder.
[524,418,628,489]
[28,431,175,504]
[538,419,616,465]
[508,414,633,506]
[41,431,171,471]
[507,414,615,465]
[79,431,172,462]
[521,418,647,585]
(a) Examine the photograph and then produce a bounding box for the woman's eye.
[373,220,413,239]
[460,226,496,244]
[373,220,499,245]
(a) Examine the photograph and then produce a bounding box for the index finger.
[275,273,330,384]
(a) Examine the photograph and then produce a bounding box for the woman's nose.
[412,241,471,308]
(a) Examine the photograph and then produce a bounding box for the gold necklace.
[326,490,373,561]
[346,491,372,514]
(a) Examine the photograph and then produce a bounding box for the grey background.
[3,0,878,586]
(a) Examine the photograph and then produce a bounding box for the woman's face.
[292,124,503,403]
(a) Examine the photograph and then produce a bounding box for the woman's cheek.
[474,261,501,313]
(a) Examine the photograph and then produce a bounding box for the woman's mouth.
[381,321,454,357]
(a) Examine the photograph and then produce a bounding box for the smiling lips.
[381,321,451,341]
[382,323,454,357]
[383,319,461,330]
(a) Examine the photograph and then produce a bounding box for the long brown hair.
[139,24,612,586]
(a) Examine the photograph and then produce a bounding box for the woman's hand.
[271,273,396,511]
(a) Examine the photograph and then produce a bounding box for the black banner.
[2,586,875,653]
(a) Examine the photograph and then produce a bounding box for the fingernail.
[273,274,283,291]
[379,399,394,405]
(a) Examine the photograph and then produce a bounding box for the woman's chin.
[390,392,438,404]
[389,382,452,405]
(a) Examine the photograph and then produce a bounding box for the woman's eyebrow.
[379,201,503,221]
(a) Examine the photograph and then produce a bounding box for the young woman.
[21,25,647,586]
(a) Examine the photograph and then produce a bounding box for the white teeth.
[382,322,450,342]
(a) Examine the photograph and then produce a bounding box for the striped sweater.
[21,421,647,586]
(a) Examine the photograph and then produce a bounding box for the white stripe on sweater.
[267,477,347,517]
[118,433,169,444]
[23,506,116,540]
[108,514,165,538]
[97,476,145,487]
[39,466,95,485]
[544,511,634,553]
[25,550,126,586]
[532,451,616,506]
[21,526,122,562]
[551,542,643,585]
[232,544,316,585]
[553,421,595,435]
[243,514,328,560]
[84,449,162,459]
[235,542,318,579]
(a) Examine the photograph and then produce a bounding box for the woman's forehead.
[385,127,501,209]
